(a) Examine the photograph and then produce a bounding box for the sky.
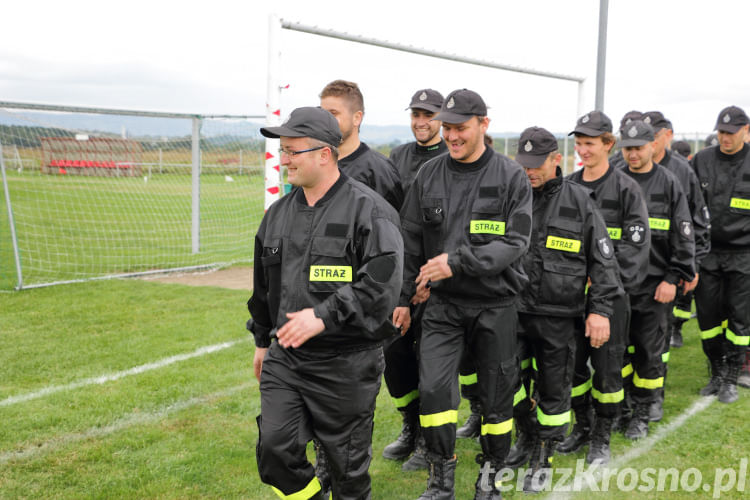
[2,0,749,138]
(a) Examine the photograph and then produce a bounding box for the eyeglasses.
[278,146,325,157]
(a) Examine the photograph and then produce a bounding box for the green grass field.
[1,278,748,499]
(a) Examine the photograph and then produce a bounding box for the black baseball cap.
[619,120,655,148]
[642,111,670,131]
[705,133,718,147]
[407,89,444,113]
[672,140,691,158]
[260,106,342,146]
[715,105,750,133]
[434,89,488,123]
[569,110,613,137]
[516,127,558,168]
[619,110,642,131]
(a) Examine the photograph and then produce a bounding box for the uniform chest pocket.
[469,198,505,244]
[421,197,445,256]
[729,179,750,214]
[308,237,354,293]
[648,209,671,238]
[260,238,282,292]
[544,218,584,256]
[422,198,445,226]
[538,260,587,308]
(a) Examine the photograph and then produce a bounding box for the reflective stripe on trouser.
[257,343,384,500]
[517,313,577,440]
[383,306,421,410]
[459,348,479,400]
[570,293,629,417]
[672,288,693,322]
[695,250,750,366]
[271,477,321,500]
[628,279,670,405]
[419,295,518,462]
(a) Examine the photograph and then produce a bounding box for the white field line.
[0,383,252,464]
[544,395,716,500]
[0,337,250,408]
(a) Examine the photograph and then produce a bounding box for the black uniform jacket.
[658,149,711,267]
[389,141,448,194]
[623,164,696,285]
[568,165,651,295]
[691,144,750,250]
[339,142,404,211]
[519,170,622,318]
[399,146,532,307]
[248,173,404,352]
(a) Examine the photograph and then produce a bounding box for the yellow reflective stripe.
[309,265,352,282]
[662,352,670,364]
[514,385,527,406]
[730,197,750,210]
[392,389,419,409]
[649,217,670,231]
[272,477,321,500]
[546,235,581,253]
[420,410,458,428]
[722,319,729,328]
[470,220,505,235]
[627,345,635,354]
[633,372,664,389]
[607,227,622,240]
[622,363,633,378]
[481,418,513,436]
[727,328,750,346]
[521,358,531,370]
[571,378,592,398]
[536,407,571,427]
[701,326,724,340]
[459,373,478,386]
[532,357,538,371]
[672,306,692,319]
[591,387,624,404]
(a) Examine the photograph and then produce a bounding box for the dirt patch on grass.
[140,266,253,291]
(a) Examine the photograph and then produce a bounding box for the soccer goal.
[0,102,264,290]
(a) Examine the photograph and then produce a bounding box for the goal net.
[0,105,265,290]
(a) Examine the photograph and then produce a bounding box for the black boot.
[669,321,684,348]
[624,404,649,440]
[718,362,741,404]
[613,391,632,434]
[558,406,592,454]
[313,438,331,498]
[457,397,482,439]
[700,357,726,396]
[402,431,428,471]
[738,351,750,389]
[506,414,534,469]
[383,407,418,460]
[473,455,503,500]
[417,453,456,500]
[586,416,613,465]
[649,388,664,422]
[522,438,557,494]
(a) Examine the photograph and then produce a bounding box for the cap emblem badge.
[628,126,638,138]
[582,114,590,124]
[447,97,455,109]
[419,91,427,101]
[524,141,533,152]
[644,116,651,124]
[723,113,731,123]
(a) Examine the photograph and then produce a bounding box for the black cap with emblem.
[569,110,613,137]
[260,106,342,146]
[433,89,487,124]
[619,110,643,131]
[407,89,444,113]
[516,126,558,169]
[618,120,655,148]
[714,105,750,133]
[642,111,670,131]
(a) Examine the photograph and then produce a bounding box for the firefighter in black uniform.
[320,79,403,211]
[690,105,750,404]
[382,89,447,471]
[509,126,622,492]
[562,111,651,464]
[608,110,643,170]
[250,107,404,500]
[395,89,532,500]
[642,111,710,355]
[620,120,696,439]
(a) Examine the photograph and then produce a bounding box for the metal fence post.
[1,143,24,289]
[191,117,201,254]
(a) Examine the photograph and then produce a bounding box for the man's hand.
[585,313,610,348]
[415,253,452,291]
[392,307,411,336]
[411,281,431,304]
[253,347,268,381]
[654,281,677,303]
[683,273,699,293]
[276,308,325,348]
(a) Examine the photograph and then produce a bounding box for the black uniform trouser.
[383,303,423,412]
[514,313,577,440]
[626,277,670,406]
[694,250,750,367]
[419,295,518,464]
[570,294,629,418]
[672,288,694,327]
[257,342,384,500]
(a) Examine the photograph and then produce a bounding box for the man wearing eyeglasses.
[250,106,404,500]
[320,79,404,211]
